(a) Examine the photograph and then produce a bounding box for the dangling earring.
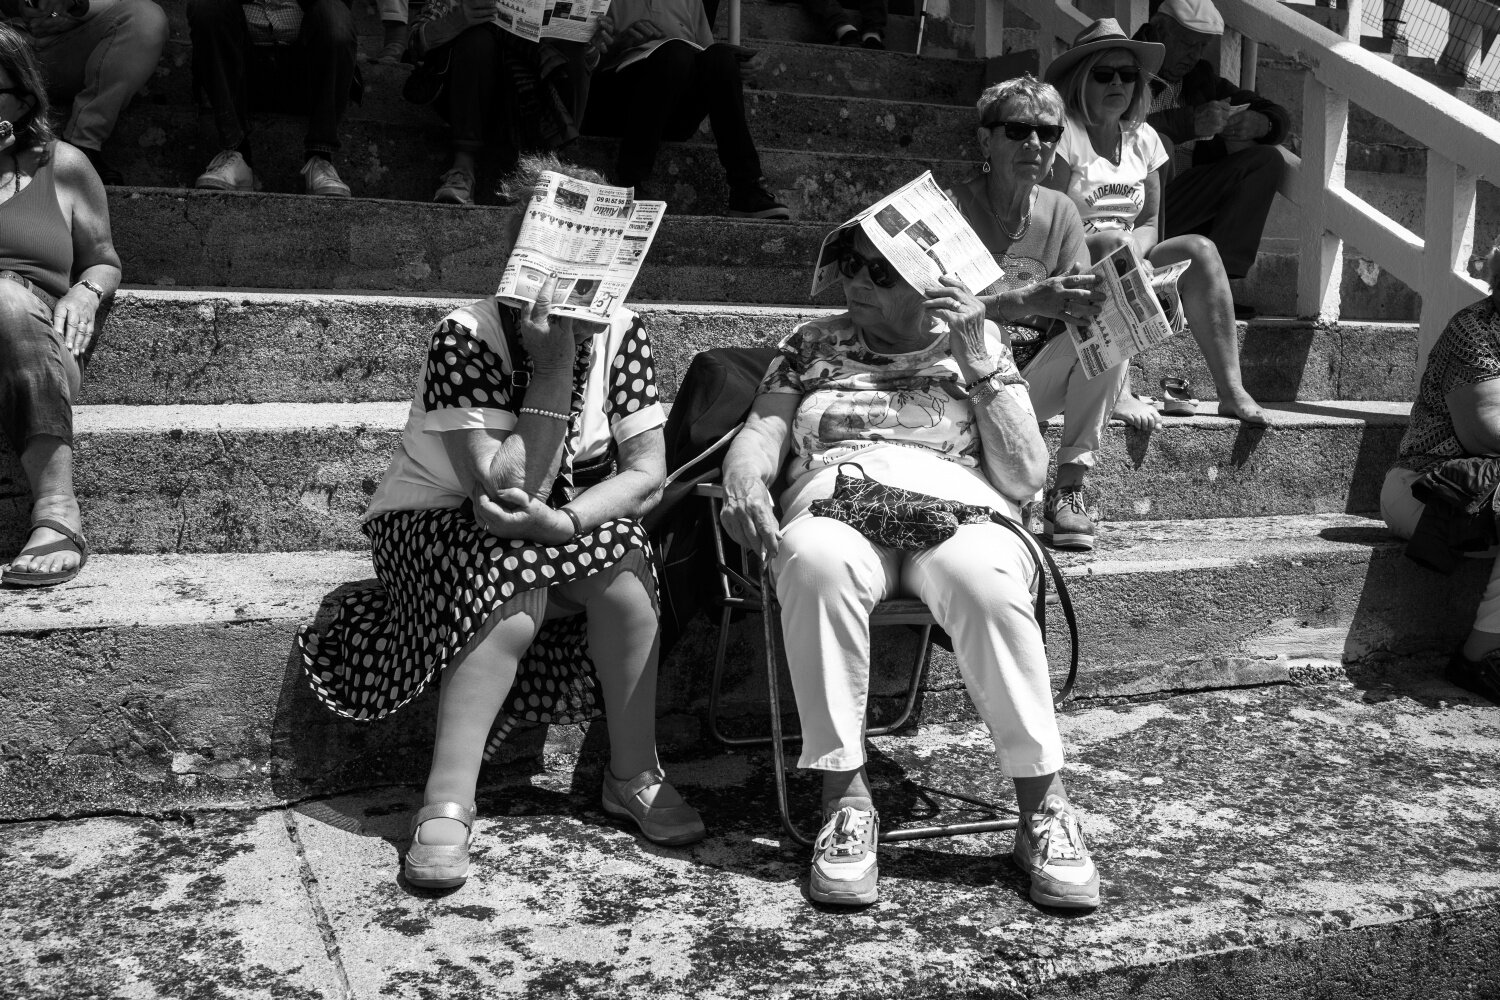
[981,160,991,174]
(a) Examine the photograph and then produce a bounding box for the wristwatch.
[75,279,104,299]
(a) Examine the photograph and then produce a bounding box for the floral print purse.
[809,463,994,551]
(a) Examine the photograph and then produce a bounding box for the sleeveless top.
[0,142,73,299]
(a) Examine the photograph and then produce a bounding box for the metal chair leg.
[763,565,816,847]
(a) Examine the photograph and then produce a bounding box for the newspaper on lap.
[494,0,610,43]
[496,171,666,330]
[1065,241,1190,380]
[811,171,1001,298]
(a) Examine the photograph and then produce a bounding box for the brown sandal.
[3,516,89,588]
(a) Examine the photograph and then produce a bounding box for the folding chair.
[697,481,1078,847]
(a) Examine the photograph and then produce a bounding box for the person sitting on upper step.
[297,154,704,891]
[948,75,1115,553]
[189,0,360,197]
[1133,0,1288,305]
[1044,18,1268,427]
[801,0,887,49]
[0,23,122,588]
[581,0,792,220]
[1381,243,1500,705]
[0,0,167,185]
[409,0,606,206]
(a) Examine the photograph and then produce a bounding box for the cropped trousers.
[0,278,77,454]
[772,507,1064,778]
[1022,332,1130,471]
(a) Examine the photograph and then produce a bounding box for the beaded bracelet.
[562,507,583,539]
[519,406,570,421]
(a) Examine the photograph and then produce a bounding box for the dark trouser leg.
[801,0,856,36]
[446,25,506,155]
[299,0,357,158]
[187,0,253,151]
[0,282,79,456]
[690,43,765,193]
[593,39,699,188]
[857,0,887,34]
[1162,144,1285,279]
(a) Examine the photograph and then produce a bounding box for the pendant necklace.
[992,186,1034,242]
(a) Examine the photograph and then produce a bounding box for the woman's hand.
[474,487,573,542]
[586,14,614,66]
[923,275,989,375]
[721,474,781,561]
[1021,263,1103,324]
[52,285,99,357]
[517,276,577,378]
[455,0,493,28]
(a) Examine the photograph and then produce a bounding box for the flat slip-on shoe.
[403,801,476,889]
[601,767,706,846]
[3,517,88,588]
[1159,375,1199,417]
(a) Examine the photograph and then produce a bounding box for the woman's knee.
[776,521,882,596]
[1085,229,1131,261]
[117,0,170,52]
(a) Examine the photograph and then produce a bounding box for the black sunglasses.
[987,120,1065,144]
[836,245,899,288]
[1090,66,1142,84]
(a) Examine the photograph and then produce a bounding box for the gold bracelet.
[519,406,569,421]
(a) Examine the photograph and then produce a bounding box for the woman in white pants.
[720,219,1102,912]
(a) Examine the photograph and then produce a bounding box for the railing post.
[728,0,741,45]
[1419,152,1478,375]
[974,0,1006,60]
[1341,0,1363,42]
[1296,74,1348,324]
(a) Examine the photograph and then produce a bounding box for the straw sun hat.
[1042,18,1165,86]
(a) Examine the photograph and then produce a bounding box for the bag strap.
[988,513,1079,710]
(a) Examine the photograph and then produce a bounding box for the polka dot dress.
[297,305,663,748]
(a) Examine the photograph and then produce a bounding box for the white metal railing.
[982,0,1495,370]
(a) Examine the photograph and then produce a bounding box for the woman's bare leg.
[10,435,84,576]
[558,551,684,808]
[1148,235,1269,425]
[419,592,544,844]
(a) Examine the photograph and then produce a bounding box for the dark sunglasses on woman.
[836,245,900,288]
[1090,66,1142,84]
[988,120,1066,144]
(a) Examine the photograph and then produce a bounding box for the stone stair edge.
[0,511,1404,634]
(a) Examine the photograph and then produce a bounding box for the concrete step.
[0,399,1408,554]
[84,290,1418,407]
[0,513,1486,816]
[109,96,979,214]
[5,680,1498,997]
[106,188,1440,320]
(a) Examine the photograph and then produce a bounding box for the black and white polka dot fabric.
[298,305,663,747]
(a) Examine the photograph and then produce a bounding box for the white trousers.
[1381,465,1500,633]
[772,512,1065,777]
[1022,334,1129,470]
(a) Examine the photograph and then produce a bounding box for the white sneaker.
[194,150,256,191]
[808,805,879,905]
[1013,794,1100,909]
[301,157,351,198]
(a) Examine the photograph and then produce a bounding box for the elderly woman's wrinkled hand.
[518,276,579,378]
[1024,263,1104,324]
[474,488,572,542]
[52,285,99,357]
[721,475,781,561]
[924,275,990,374]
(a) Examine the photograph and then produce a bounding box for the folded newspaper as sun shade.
[493,0,610,44]
[496,171,666,330]
[811,171,1002,299]
[1065,241,1190,380]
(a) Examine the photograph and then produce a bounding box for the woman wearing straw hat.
[1044,17,1269,429]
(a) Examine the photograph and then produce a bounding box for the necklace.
[990,186,1034,242]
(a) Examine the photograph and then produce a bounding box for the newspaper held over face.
[811,171,1001,299]
[494,0,611,44]
[1065,240,1190,380]
[496,171,665,330]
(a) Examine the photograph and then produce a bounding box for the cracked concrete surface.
[3,680,1498,999]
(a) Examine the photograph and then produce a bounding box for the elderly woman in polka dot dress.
[299,155,703,890]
